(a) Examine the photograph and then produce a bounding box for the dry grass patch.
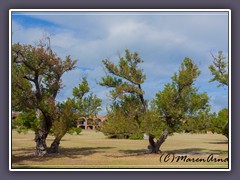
[11,130,228,169]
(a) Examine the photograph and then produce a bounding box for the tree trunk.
[49,136,62,153]
[146,129,168,154]
[138,84,147,113]
[34,130,48,156]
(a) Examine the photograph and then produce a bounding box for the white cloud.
[51,32,80,49]
[12,21,49,45]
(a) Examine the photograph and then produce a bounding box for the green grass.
[11,130,229,169]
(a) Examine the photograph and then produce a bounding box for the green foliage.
[51,99,78,138]
[210,108,228,138]
[50,76,102,139]
[209,51,228,87]
[108,134,129,139]
[129,133,144,140]
[67,127,82,135]
[12,111,39,132]
[12,42,77,112]
[222,122,229,138]
[152,58,209,134]
[99,49,146,101]
[72,77,90,99]
[72,77,102,117]
[140,110,165,137]
[180,108,212,134]
[101,95,141,137]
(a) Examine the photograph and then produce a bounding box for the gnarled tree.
[12,39,77,156]
[99,49,172,151]
[149,58,209,153]
[99,52,209,154]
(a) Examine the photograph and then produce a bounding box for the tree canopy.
[209,108,228,138]
[152,58,209,134]
[209,51,228,87]
[208,51,229,138]
[12,39,77,155]
[72,77,102,118]
[99,49,146,139]
[99,49,146,111]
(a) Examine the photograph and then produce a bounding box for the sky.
[11,10,229,115]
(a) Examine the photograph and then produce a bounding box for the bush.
[108,133,143,140]
[129,133,144,140]
[16,127,29,134]
[67,127,82,135]
[12,111,38,133]
[108,134,128,139]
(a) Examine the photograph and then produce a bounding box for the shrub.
[129,133,144,140]
[67,127,82,135]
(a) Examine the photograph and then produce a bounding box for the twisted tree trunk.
[34,112,53,156]
[146,129,168,154]
[34,130,48,156]
[49,136,62,153]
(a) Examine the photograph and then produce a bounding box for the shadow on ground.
[119,149,147,155]
[207,140,228,145]
[12,146,113,164]
[164,148,228,155]
[105,148,228,158]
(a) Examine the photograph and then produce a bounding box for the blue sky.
[11,11,229,115]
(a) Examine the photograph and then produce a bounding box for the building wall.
[77,115,107,130]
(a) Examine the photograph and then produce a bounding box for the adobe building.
[77,115,107,130]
